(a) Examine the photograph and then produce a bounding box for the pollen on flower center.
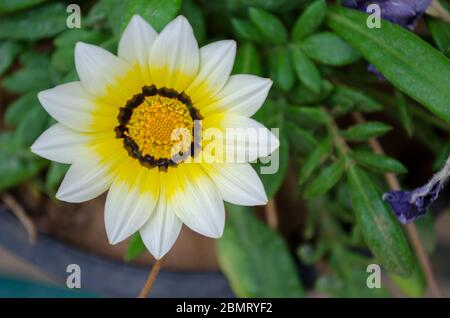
[127,95,193,160]
[115,85,203,171]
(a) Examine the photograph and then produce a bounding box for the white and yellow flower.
[31,15,279,259]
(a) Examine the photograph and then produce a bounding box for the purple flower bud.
[342,0,432,30]
[383,157,450,224]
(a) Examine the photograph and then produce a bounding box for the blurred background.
[0,0,449,297]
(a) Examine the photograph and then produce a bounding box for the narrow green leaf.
[0,0,48,14]
[327,6,450,124]
[2,65,52,94]
[393,91,414,137]
[102,0,127,38]
[303,160,344,198]
[122,0,182,32]
[4,93,40,126]
[292,0,326,41]
[232,43,262,76]
[256,134,288,199]
[54,29,106,49]
[351,150,407,174]
[0,3,67,40]
[182,0,206,44]
[125,232,147,262]
[390,264,426,298]
[342,121,392,141]
[287,106,328,129]
[289,80,334,105]
[231,18,264,44]
[328,86,382,112]
[427,17,450,53]
[299,137,333,185]
[14,103,49,147]
[347,166,416,276]
[290,46,322,94]
[269,48,295,92]
[248,7,288,45]
[300,32,360,66]
[285,122,318,155]
[217,204,304,297]
[46,162,69,193]
[0,41,22,76]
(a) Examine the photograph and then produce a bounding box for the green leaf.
[269,48,295,92]
[52,29,106,75]
[2,65,52,94]
[85,1,108,27]
[292,0,326,41]
[285,122,318,155]
[342,121,392,141]
[122,0,182,33]
[287,106,328,129]
[303,160,344,198]
[289,79,334,105]
[393,91,413,137]
[217,204,304,297]
[125,232,147,262]
[427,17,450,53]
[45,162,69,193]
[328,86,382,112]
[232,43,262,76]
[14,103,49,147]
[0,41,22,76]
[300,32,360,66]
[231,19,264,44]
[290,46,322,94]
[102,0,127,38]
[257,133,288,199]
[351,150,407,174]
[182,0,206,44]
[4,93,40,126]
[54,29,107,49]
[0,133,45,191]
[299,137,333,185]
[0,3,67,40]
[327,6,450,124]
[0,0,47,14]
[248,7,288,45]
[390,262,426,297]
[347,166,416,277]
[253,99,288,198]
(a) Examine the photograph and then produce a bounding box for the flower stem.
[352,112,442,298]
[138,258,163,298]
[265,199,279,230]
[426,0,450,24]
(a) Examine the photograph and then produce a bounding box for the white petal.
[187,40,236,104]
[203,114,280,162]
[31,123,87,164]
[56,154,114,203]
[169,165,225,238]
[202,75,272,117]
[105,168,159,244]
[118,15,157,84]
[149,16,199,92]
[75,42,141,103]
[139,173,182,259]
[202,163,268,206]
[38,82,116,132]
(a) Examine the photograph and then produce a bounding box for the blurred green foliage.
[0,0,449,298]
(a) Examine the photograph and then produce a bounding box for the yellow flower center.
[126,95,193,160]
[115,85,202,171]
